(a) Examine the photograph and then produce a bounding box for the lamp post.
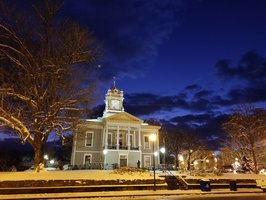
[160,147,166,170]
[188,149,193,171]
[150,134,156,191]
[43,154,49,167]
[103,149,107,170]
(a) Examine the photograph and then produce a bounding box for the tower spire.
[113,76,116,88]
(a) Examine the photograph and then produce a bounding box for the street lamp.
[150,133,156,191]
[43,154,49,167]
[103,149,108,169]
[187,149,193,171]
[160,147,166,170]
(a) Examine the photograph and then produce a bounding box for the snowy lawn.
[0,170,265,181]
[0,170,162,181]
[183,173,266,180]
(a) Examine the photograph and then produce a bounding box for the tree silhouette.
[0,0,100,172]
[223,104,266,174]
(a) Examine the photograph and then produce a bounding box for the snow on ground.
[0,170,160,181]
[0,170,265,182]
[182,173,266,180]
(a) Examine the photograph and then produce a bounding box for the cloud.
[64,0,183,81]
[170,114,211,124]
[228,83,266,104]
[124,90,219,116]
[214,50,266,106]
[216,50,266,83]
[124,93,178,116]
[169,113,229,150]
[194,89,213,98]
[185,83,201,91]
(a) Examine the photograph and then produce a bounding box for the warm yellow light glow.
[103,149,108,155]
[178,154,184,161]
[44,155,49,160]
[206,159,209,163]
[149,134,156,141]
[194,161,198,165]
[154,151,158,156]
[160,147,166,153]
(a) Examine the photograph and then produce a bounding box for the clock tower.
[103,78,124,117]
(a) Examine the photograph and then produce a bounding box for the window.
[119,133,123,146]
[84,154,92,165]
[85,131,93,147]
[107,133,112,145]
[144,135,150,149]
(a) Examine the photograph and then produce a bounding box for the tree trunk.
[251,145,258,174]
[175,155,179,170]
[187,152,191,171]
[33,138,45,172]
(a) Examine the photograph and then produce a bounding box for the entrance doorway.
[119,155,128,167]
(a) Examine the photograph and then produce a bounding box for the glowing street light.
[44,154,49,160]
[160,147,166,170]
[103,149,108,169]
[103,149,108,155]
[160,147,166,154]
[149,133,156,191]
[178,154,184,161]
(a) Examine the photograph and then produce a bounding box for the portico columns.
[116,126,120,150]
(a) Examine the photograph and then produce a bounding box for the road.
[60,193,266,200]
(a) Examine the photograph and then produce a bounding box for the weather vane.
[113,76,116,88]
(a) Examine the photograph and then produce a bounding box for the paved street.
[0,190,264,200]
[78,193,266,200]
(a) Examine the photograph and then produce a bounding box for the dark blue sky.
[62,0,266,148]
[4,0,266,148]
[63,1,266,105]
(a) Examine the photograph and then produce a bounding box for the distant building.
[71,82,160,169]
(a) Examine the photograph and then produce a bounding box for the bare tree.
[165,125,207,170]
[0,0,100,171]
[222,104,266,174]
[182,131,207,171]
[165,129,184,170]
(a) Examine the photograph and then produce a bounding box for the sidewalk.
[0,188,264,200]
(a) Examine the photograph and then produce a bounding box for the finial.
[113,76,116,88]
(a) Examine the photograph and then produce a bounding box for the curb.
[0,189,264,200]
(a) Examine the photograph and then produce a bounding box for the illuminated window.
[85,131,93,147]
[144,135,150,149]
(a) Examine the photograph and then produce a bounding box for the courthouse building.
[71,83,160,169]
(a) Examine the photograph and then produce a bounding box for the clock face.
[110,100,120,110]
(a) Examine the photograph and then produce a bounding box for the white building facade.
[71,84,160,169]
